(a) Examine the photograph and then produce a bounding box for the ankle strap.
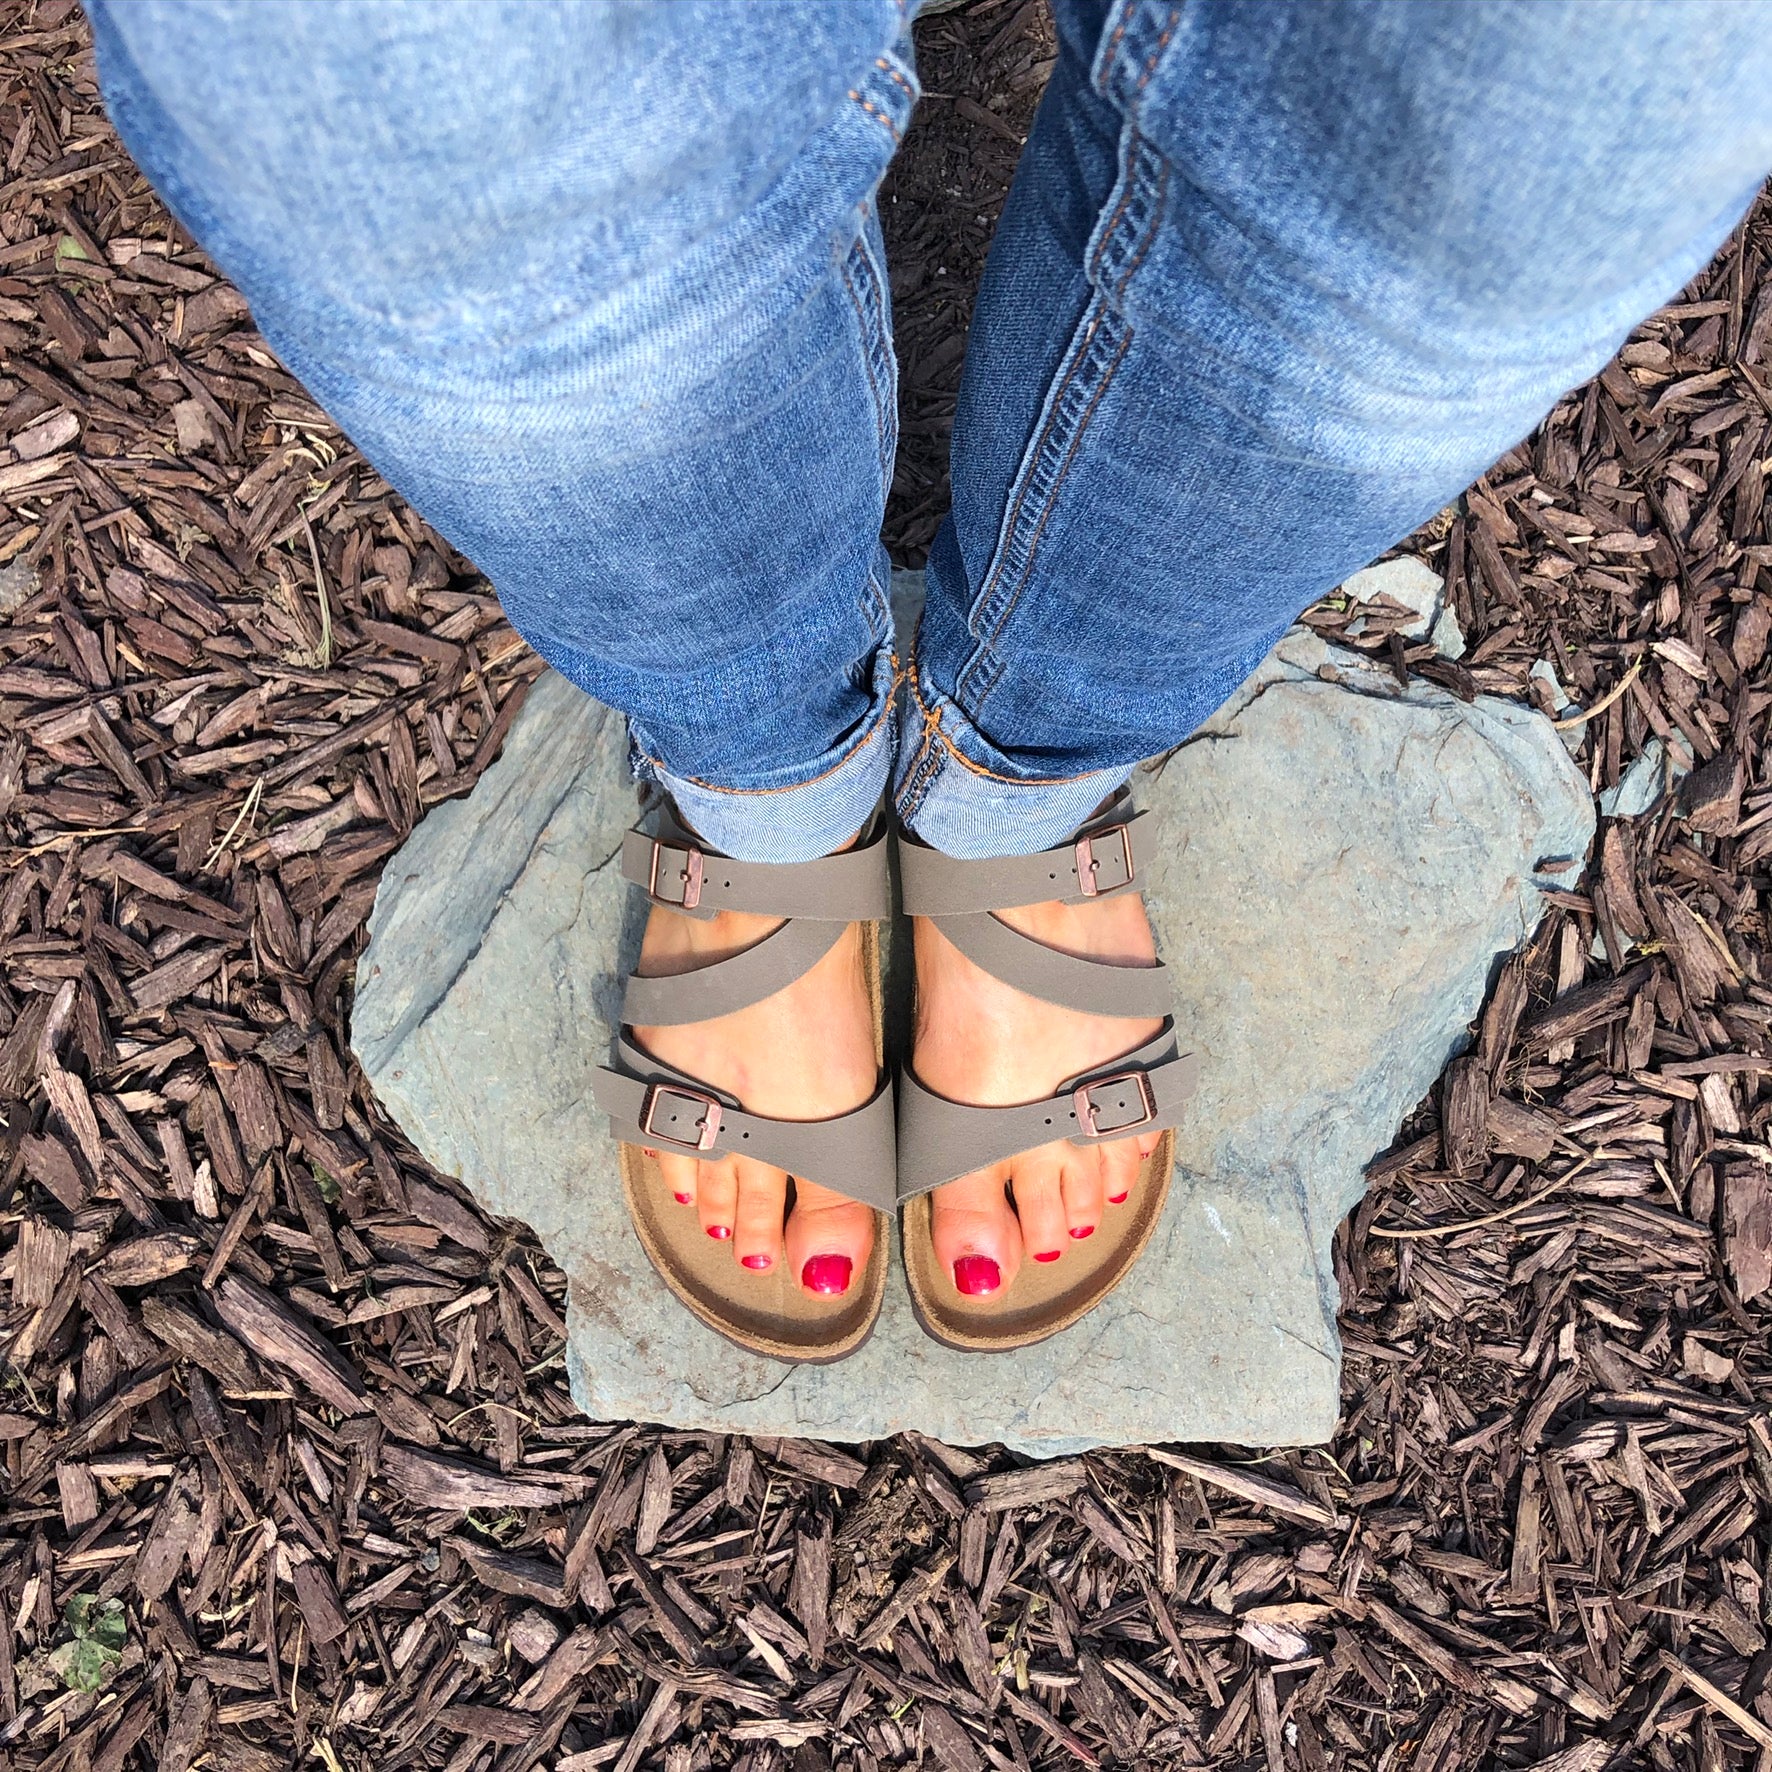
[621,807,891,922]
[899,791,1154,915]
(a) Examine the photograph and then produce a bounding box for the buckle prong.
[647,839,704,910]
[640,1083,723,1152]
[1074,823,1135,897]
[1073,1070,1157,1139]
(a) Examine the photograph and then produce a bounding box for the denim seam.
[1098,2,1184,112]
[905,656,1103,790]
[954,298,1135,714]
[839,245,895,503]
[633,677,893,799]
[845,88,904,146]
[874,55,917,105]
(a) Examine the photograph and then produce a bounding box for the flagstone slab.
[354,581,1593,1457]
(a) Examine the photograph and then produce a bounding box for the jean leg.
[899,0,1772,857]
[88,0,916,862]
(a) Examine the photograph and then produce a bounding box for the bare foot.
[631,902,878,1296]
[911,892,1164,1297]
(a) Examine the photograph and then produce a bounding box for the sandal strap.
[622,917,846,1027]
[901,791,1172,1018]
[593,1035,898,1215]
[895,1026,1200,1201]
[620,809,891,922]
[899,790,1153,914]
[934,911,1174,1018]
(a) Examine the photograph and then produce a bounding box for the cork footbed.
[901,1128,1174,1353]
[617,921,888,1364]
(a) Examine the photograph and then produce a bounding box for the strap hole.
[1044,1117,1052,1126]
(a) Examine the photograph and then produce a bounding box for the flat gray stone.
[354,587,1593,1457]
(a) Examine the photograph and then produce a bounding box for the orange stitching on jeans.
[847,88,902,145]
[905,647,1099,790]
[1102,4,1132,79]
[1114,150,1168,299]
[875,56,916,102]
[1137,7,1181,90]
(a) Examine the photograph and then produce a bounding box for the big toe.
[929,1165,1022,1298]
[785,1178,875,1299]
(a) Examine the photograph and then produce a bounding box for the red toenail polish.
[643,1148,660,1160]
[953,1255,1001,1295]
[1108,1192,1128,1204]
[673,1192,693,1205]
[1034,1251,1062,1263]
[802,1254,852,1295]
[707,1224,731,1240]
[742,1253,771,1270]
[1070,1225,1095,1240]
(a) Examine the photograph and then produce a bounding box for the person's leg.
[907,0,1772,1295]
[88,0,919,1294]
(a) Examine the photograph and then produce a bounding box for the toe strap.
[593,1035,899,1215]
[895,1025,1200,1200]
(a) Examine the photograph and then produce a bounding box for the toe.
[732,1157,788,1271]
[654,1150,700,1210]
[1060,1148,1105,1241]
[1100,1138,1140,1207]
[929,1164,1021,1297]
[785,1178,874,1297]
[1006,1146,1069,1265]
[696,1157,738,1243]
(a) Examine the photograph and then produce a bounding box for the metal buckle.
[640,1083,723,1152]
[1072,1070,1157,1139]
[647,839,704,910]
[1074,823,1135,897]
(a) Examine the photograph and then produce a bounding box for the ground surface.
[3,3,1772,1769]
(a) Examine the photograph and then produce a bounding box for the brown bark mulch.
[5,3,1772,1768]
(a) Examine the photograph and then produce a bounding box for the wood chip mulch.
[5,3,1772,1768]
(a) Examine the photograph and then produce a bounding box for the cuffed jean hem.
[891,672,1128,860]
[627,649,898,865]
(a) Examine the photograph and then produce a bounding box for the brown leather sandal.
[896,791,1200,1352]
[592,805,895,1363]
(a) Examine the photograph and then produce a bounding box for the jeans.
[90,0,1772,861]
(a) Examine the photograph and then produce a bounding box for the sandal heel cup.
[592,807,896,1364]
[896,790,1201,1352]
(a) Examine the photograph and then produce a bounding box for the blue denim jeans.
[90,0,1772,861]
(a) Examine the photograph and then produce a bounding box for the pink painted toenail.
[1108,1192,1128,1204]
[742,1253,771,1270]
[707,1224,731,1240]
[1070,1225,1095,1240]
[802,1254,852,1296]
[953,1255,1001,1295]
[1034,1251,1062,1264]
[673,1192,693,1205]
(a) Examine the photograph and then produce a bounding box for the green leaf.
[313,1163,340,1204]
[54,235,91,264]
[48,1596,126,1693]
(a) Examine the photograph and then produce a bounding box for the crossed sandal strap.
[593,1034,899,1214]
[895,1026,1201,1199]
[900,790,1173,1018]
[622,917,848,1026]
[621,807,891,921]
[899,788,1153,914]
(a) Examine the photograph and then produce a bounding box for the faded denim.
[90,0,1772,860]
